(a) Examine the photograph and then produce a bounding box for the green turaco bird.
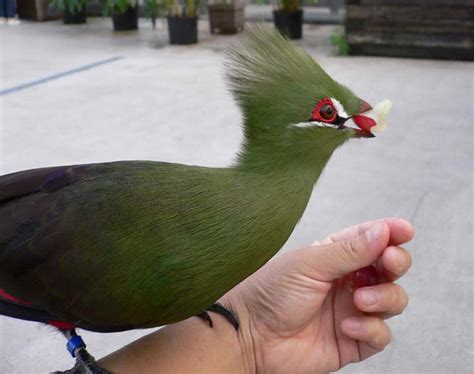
[0,27,390,373]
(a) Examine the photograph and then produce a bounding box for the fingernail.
[366,221,383,242]
[361,290,379,306]
[344,318,361,331]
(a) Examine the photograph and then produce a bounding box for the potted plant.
[102,0,139,31]
[208,0,244,35]
[51,0,88,24]
[145,0,164,29]
[164,0,200,45]
[273,0,303,40]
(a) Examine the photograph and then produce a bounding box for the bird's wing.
[0,164,90,268]
[0,164,114,320]
[0,165,67,202]
[0,165,87,327]
[0,161,180,331]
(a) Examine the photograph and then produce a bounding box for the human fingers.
[376,246,412,282]
[353,283,409,316]
[305,221,390,282]
[340,316,392,351]
[317,218,414,247]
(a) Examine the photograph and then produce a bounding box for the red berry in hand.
[347,265,380,291]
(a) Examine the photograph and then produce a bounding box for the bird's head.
[226,26,390,167]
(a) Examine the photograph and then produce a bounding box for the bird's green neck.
[225,129,348,269]
[234,129,347,184]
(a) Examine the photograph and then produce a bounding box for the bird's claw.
[197,302,239,331]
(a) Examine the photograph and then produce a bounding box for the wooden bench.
[346,0,474,60]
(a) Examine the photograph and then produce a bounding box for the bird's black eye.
[311,98,337,123]
[311,98,338,123]
[320,104,335,120]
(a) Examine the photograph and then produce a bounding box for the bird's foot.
[75,347,111,374]
[198,310,214,327]
[55,330,111,374]
[197,302,239,331]
[57,349,111,374]
[58,358,111,374]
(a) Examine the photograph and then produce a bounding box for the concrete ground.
[0,17,473,374]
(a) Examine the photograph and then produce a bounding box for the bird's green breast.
[66,161,318,328]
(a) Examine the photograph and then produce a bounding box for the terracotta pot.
[208,4,244,35]
[17,0,60,21]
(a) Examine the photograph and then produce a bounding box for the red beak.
[352,99,376,135]
[358,99,372,114]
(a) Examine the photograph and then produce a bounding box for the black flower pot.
[273,9,303,40]
[167,16,198,45]
[112,6,138,31]
[63,6,87,24]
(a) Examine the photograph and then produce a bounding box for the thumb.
[303,221,389,282]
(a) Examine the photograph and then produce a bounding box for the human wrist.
[220,292,258,374]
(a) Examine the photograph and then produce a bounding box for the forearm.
[99,311,255,374]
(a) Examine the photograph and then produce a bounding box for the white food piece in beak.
[367,99,392,133]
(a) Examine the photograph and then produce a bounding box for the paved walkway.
[0,18,472,374]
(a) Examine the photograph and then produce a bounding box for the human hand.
[221,218,414,373]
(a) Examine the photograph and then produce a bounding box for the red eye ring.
[311,98,337,123]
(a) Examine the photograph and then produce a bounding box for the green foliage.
[276,0,300,13]
[208,0,233,5]
[270,0,318,12]
[145,0,165,28]
[162,0,200,17]
[145,0,200,27]
[101,0,138,15]
[330,32,350,56]
[50,0,87,13]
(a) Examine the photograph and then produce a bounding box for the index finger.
[321,218,414,247]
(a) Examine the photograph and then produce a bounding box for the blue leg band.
[67,335,86,358]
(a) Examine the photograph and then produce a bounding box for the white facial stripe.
[290,121,339,129]
[331,98,349,119]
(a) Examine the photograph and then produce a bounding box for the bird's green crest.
[225,26,362,168]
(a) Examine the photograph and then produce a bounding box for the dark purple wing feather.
[0,166,65,203]
[0,161,158,332]
[0,165,94,326]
